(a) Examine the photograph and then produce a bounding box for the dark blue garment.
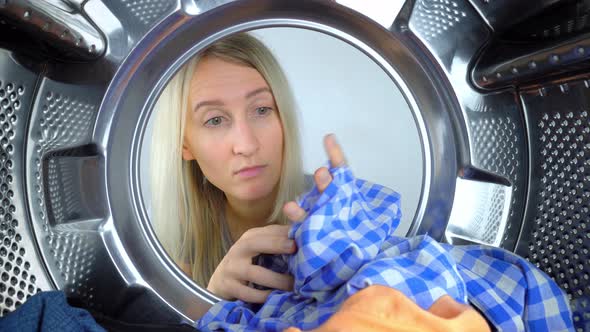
[0,291,105,332]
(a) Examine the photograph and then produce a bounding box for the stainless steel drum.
[0,0,588,330]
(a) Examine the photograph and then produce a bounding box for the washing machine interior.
[0,0,588,330]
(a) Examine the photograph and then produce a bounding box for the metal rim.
[93,0,457,321]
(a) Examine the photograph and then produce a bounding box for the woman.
[150,33,344,303]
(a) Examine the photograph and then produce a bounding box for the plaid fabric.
[196,166,574,332]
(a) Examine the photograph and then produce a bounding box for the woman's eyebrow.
[194,87,272,112]
[194,100,223,113]
[245,87,272,99]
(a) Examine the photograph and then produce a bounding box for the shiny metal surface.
[519,79,590,331]
[0,0,105,60]
[467,0,560,32]
[405,0,526,250]
[504,1,590,42]
[0,49,53,316]
[0,0,587,329]
[464,92,528,249]
[446,178,512,246]
[10,0,180,320]
[473,32,590,89]
[25,77,124,315]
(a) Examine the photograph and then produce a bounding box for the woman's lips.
[236,165,266,179]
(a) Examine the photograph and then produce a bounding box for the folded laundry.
[196,165,574,332]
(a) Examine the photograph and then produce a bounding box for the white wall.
[142,27,423,236]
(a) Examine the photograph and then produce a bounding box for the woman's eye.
[205,116,223,127]
[255,107,272,116]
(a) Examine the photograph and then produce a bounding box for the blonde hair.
[150,33,304,286]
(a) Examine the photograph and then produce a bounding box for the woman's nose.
[232,120,259,156]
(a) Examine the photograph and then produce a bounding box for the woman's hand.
[283,134,346,220]
[207,223,296,303]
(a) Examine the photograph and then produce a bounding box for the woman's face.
[182,56,284,203]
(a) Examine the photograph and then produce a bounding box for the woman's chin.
[233,185,275,202]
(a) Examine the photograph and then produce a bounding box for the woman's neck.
[225,189,278,242]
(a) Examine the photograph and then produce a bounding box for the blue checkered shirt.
[196,165,574,331]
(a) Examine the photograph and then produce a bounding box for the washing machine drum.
[0,0,588,328]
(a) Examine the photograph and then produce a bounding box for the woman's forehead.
[189,57,272,101]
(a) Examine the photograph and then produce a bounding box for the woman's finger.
[232,282,273,304]
[241,224,291,238]
[324,134,346,168]
[245,265,294,291]
[283,201,307,222]
[314,167,332,193]
[241,235,296,256]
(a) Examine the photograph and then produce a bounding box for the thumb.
[283,201,307,222]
